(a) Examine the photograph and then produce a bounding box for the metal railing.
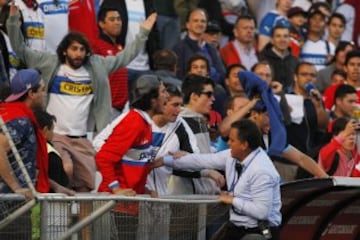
[0,193,229,240]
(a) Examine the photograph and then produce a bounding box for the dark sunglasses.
[199,91,214,98]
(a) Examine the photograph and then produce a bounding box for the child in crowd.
[287,7,307,58]
[33,109,74,195]
[318,117,360,177]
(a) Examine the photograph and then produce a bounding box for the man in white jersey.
[6,1,157,192]
[140,84,224,240]
[38,0,69,53]
[300,10,334,71]
[13,0,46,51]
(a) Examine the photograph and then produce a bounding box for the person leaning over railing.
[154,119,281,240]
[0,69,47,239]
[93,75,168,240]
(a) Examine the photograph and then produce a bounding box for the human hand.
[207,170,225,187]
[14,187,34,200]
[169,151,188,159]
[339,119,357,138]
[9,1,19,17]
[140,12,157,31]
[53,185,76,196]
[219,191,233,205]
[112,187,136,196]
[152,157,164,168]
[309,88,323,106]
[149,191,158,198]
[248,97,260,107]
[271,81,283,94]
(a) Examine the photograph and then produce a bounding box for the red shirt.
[96,109,153,194]
[92,37,128,110]
[69,0,98,46]
[220,42,242,67]
[318,136,358,177]
[96,109,153,215]
[323,83,360,110]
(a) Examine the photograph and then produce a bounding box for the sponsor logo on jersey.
[300,53,327,66]
[24,22,45,39]
[39,1,68,14]
[60,81,93,95]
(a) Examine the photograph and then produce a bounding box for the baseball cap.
[205,20,221,33]
[287,6,307,18]
[130,74,161,105]
[5,69,41,102]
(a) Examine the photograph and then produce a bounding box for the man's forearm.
[0,152,21,192]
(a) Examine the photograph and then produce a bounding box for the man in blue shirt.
[155,119,281,239]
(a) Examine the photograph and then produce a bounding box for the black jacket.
[259,44,298,90]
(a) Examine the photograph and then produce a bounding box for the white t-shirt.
[300,39,335,71]
[15,0,46,51]
[125,0,149,70]
[38,0,69,53]
[47,65,93,136]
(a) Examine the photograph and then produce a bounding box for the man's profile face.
[30,79,46,110]
[163,96,183,123]
[193,84,214,114]
[225,66,243,94]
[336,93,358,117]
[228,128,245,160]
[64,41,87,69]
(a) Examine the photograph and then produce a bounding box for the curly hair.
[56,32,92,64]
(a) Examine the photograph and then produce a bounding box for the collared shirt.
[164,147,282,227]
[233,40,258,70]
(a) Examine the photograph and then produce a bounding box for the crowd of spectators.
[1,0,360,239]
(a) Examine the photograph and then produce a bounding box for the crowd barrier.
[0,193,229,240]
[1,175,360,240]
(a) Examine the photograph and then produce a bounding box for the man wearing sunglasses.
[179,74,219,195]
[154,119,281,240]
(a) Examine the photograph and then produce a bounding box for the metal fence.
[0,193,229,240]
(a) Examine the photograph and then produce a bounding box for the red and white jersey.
[95,109,153,194]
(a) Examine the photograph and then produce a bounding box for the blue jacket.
[173,35,225,84]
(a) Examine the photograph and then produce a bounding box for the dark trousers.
[224,222,280,240]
